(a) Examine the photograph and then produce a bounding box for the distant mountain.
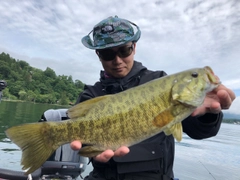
[223,112,240,120]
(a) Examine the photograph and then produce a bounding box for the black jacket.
[76,61,223,179]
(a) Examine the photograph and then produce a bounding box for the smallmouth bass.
[5,66,220,174]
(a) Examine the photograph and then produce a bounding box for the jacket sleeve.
[75,85,95,104]
[182,112,223,139]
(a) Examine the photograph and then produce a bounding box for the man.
[71,16,235,180]
[0,80,7,102]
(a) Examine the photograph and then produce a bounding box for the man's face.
[96,42,136,78]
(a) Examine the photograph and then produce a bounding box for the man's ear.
[95,50,101,61]
[133,42,136,55]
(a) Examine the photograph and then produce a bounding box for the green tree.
[26,90,37,102]
[75,80,84,89]
[0,52,85,105]
[9,81,24,97]
[44,67,56,79]
[18,60,29,70]
[0,62,11,78]
[59,91,69,105]
[1,88,9,99]
[19,90,27,100]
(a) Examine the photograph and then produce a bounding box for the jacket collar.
[99,61,147,93]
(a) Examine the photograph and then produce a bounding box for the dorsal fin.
[67,95,109,119]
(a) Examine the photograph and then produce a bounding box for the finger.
[209,101,221,113]
[217,89,233,109]
[114,146,130,157]
[70,140,82,150]
[215,85,236,101]
[191,107,205,116]
[94,149,114,162]
[226,88,236,101]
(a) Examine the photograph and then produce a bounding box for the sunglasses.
[96,43,134,61]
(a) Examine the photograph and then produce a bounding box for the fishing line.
[198,159,216,180]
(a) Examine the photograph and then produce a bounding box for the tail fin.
[5,122,58,174]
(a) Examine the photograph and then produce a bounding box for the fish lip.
[204,66,221,85]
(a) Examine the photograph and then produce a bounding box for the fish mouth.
[204,66,221,85]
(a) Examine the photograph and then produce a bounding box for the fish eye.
[191,72,198,78]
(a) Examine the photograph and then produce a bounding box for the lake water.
[0,101,239,180]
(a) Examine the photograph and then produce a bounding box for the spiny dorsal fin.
[67,95,110,119]
[163,122,183,142]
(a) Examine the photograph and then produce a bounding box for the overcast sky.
[0,0,239,114]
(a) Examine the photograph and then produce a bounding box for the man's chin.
[112,73,127,78]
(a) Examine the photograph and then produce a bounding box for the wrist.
[198,112,222,125]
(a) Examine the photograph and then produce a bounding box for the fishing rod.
[198,159,217,180]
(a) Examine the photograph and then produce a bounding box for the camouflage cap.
[82,16,141,50]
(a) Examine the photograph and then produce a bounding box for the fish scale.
[5,66,220,174]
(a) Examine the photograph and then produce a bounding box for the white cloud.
[225,96,240,115]
[0,0,239,96]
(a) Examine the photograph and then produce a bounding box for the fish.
[5,66,220,174]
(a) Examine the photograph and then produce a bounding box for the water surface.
[0,101,239,180]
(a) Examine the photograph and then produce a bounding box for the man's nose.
[113,55,123,64]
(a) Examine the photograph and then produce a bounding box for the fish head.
[171,66,221,107]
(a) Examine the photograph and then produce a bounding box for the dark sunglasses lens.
[98,49,116,61]
[97,44,133,61]
[118,46,133,58]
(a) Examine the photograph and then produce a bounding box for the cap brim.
[81,31,141,50]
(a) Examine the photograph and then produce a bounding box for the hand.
[192,84,236,116]
[70,140,130,162]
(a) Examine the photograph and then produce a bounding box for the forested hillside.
[0,52,85,105]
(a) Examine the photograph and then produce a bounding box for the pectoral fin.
[163,122,183,142]
[172,84,200,107]
[153,108,174,128]
[78,145,105,157]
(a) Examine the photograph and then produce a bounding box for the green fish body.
[5,66,220,174]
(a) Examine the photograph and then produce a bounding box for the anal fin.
[78,145,105,157]
[163,122,183,142]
